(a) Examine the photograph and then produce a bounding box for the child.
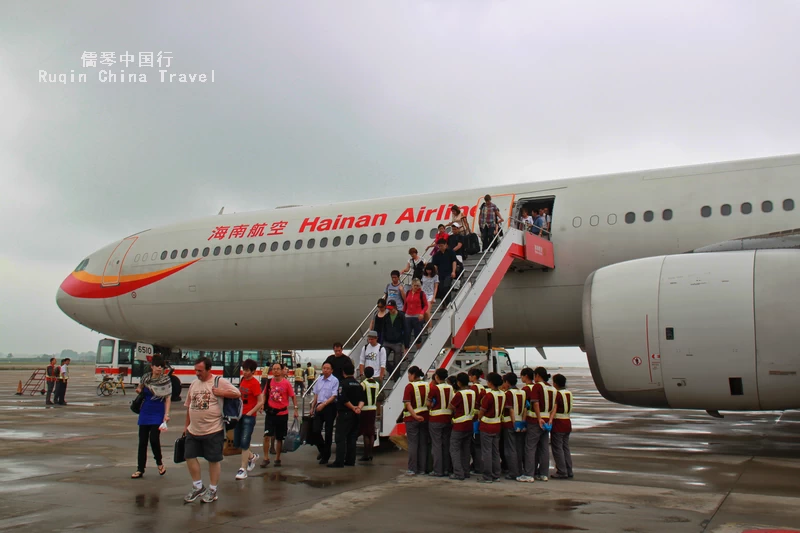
[548,373,573,479]
[426,224,449,256]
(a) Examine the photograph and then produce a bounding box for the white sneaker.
[201,488,218,503]
[235,468,247,480]
[247,453,259,472]
[516,475,535,483]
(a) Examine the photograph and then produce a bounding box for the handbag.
[283,419,301,452]
[130,391,145,414]
[173,435,186,464]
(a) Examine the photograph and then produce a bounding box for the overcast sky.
[1,1,799,361]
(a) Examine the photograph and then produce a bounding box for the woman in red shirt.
[404,279,429,349]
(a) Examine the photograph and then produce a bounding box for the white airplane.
[57,153,800,414]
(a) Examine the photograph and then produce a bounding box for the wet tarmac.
[1,366,799,532]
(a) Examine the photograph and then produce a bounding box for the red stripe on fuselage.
[61,259,201,299]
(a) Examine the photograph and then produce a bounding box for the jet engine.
[582,249,800,411]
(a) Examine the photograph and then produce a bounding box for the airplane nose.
[56,285,74,319]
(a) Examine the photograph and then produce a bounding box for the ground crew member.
[54,358,70,405]
[329,362,364,468]
[403,366,429,476]
[426,368,453,477]
[359,366,379,462]
[306,362,316,389]
[45,357,58,405]
[478,372,505,483]
[447,372,475,480]
[548,373,574,479]
[501,372,526,480]
[294,364,305,395]
[468,367,485,474]
[533,367,556,480]
[519,367,554,482]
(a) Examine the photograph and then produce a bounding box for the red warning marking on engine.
[651,353,660,360]
[632,357,642,366]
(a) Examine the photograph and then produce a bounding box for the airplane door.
[466,194,516,232]
[101,236,137,287]
[657,253,759,410]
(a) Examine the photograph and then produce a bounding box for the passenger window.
[295,240,302,250]
[259,243,266,252]
[213,247,221,256]
[762,200,773,213]
[181,249,188,258]
[224,246,232,255]
[359,234,368,245]
[401,231,410,241]
[415,229,424,240]
[387,232,395,242]
[346,235,354,246]
[607,214,617,225]
[784,199,794,211]
[625,212,635,224]
[282,240,290,251]
[161,251,168,260]
[741,202,752,214]
[247,244,254,253]
[701,206,712,218]
[192,248,199,258]
[572,217,582,228]
[151,252,158,261]
[235,244,243,254]
[271,242,279,252]
[320,237,328,248]
[170,250,178,259]
[429,228,437,239]
[308,238,316,249]
[589,215,599,226]
[643,211,654,222]
[134,254,141,262]
[373,233,381,244]
[333,236,341,247]
[662,209,673,221]
[721,204,731,216]
[202,247,210,257]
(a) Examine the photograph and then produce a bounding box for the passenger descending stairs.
[377,227,555,438]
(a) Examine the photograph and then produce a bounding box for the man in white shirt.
[359,331,387,382]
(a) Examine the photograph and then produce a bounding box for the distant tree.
[6,353,11,359]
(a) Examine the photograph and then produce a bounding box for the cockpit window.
[74,258,90,272]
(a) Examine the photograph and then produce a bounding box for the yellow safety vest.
[554,390,573,420]
[452,389,476,424]
[470,383,485,416]
[361,379,379,411]
[525,382,556,418]
[501,388,526,423]
[430,383,453,417]
[403,381,430,417]
[480,390,506,424]
[306,367,316,379]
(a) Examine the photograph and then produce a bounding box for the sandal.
[158,464,166,476]
[131,471,144,479]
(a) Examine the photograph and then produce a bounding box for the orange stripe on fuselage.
[61,259,201,299]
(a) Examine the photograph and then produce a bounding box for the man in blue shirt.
[532,210,547,237]
[311,362,339,465]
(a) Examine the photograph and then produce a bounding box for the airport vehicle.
[94,337,299,385]
[59,153,800,422]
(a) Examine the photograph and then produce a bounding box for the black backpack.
[411,259,425,280]
[465,233,481,255]
[169,372,182,401]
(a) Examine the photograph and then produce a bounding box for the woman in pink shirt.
[404,279,429,349]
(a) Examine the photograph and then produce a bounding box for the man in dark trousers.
[381,301,407,375]
[45,357,58,405]
[323,342,352,382]
[429,239,458,304]
[328,362,365,468]
[311,362,339,465]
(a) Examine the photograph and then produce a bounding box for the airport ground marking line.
[700,456,752,533]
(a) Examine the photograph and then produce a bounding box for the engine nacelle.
[582,250,800,411]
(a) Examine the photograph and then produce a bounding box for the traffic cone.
[15,380,23,395]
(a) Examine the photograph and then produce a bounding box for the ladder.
[22,369,47,396]
[377,227,554,437]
